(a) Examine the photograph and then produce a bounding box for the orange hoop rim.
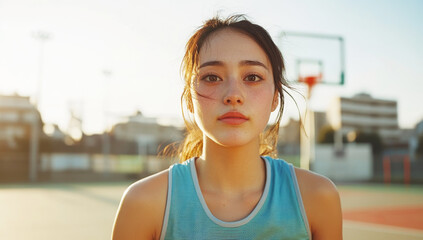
[298,73,323,89]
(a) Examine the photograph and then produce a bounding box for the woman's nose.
[224,95,243,104]
[223,80,244,105]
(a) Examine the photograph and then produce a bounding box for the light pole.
[32,31,51,106]
[29,31,51,182]
[102,69,112,176]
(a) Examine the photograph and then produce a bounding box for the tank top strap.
[160,158,199,240]
[263,156,312,239]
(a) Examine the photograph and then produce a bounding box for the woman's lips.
[218,112,249,125]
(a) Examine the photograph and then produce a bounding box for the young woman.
[112,15,342,240]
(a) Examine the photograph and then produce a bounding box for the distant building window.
[0,112,19,122]
[23,112,37,122]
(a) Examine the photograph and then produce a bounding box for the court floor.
[0,181,422,239]
[340,184,423,240]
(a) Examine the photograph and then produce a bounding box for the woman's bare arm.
[112,170,169,240]
[295,168,343,240]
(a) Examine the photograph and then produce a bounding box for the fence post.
[404,155,410,185]
[383,156,391,184]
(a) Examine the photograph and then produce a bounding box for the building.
[314,111,330,139]
[0,94,42,144]
[0,94,43,182]
[278,112,329,156]
[327,93,399,143]
[111,111,184,155]
[278,118,300,155]
[278,118,300,146]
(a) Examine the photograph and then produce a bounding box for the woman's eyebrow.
[240,60,269,70]
[198,61,223,69]
[198,60,269,70]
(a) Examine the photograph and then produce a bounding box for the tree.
[317,125,335,143]
[355,130,383,155]
[416,134,423,159]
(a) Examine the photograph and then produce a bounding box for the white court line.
[344,220,423,237]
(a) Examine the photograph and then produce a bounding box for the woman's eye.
[245,74,262,82]
[202,75,221,82]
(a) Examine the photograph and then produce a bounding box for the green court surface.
[0,181,422,240]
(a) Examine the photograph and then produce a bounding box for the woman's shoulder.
[126,168,170,200]
[112,169,170,240]
[294,167,338,197]
[294,167,343,239]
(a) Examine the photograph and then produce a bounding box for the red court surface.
[343,206,423,230]
[339,184,423,239]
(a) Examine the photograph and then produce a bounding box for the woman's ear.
[271,92,279,112]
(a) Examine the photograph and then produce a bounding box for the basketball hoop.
[299,73,323,97]
[299,73,323,89]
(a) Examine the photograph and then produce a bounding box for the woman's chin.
[209,134,257,148]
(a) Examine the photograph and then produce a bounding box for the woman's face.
[191,28,278,148]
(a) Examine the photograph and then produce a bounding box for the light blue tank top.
[160,156,311,240]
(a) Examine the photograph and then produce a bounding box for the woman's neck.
[196,137,266,195]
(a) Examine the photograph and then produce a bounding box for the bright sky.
[0,0,422,134]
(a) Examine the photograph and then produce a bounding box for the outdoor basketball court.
[0,181,422,239]
[341,183,423,240]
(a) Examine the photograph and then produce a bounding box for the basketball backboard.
[278,31,345,86]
